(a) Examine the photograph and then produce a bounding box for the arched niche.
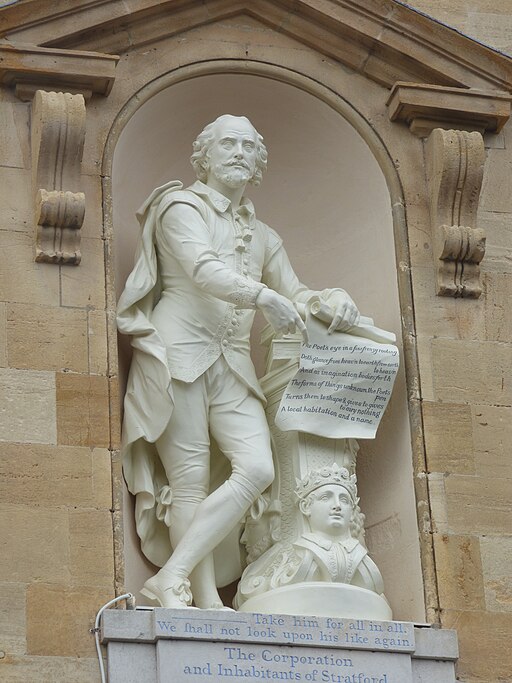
[110,69,425,622]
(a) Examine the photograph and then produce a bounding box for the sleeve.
[156,201,266,308]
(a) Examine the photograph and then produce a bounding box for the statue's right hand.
[256,289,308,344]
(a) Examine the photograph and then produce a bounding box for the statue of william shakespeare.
[117,114,360,609]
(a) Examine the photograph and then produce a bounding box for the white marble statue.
[291,464,384,593]
[117,114,360,609]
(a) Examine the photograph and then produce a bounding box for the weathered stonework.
[31,90,86,264]
[426,128,486,298]
[0,2,511,682]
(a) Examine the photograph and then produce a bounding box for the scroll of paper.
[275,311,400,439]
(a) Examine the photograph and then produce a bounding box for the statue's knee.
[249,460,275,494]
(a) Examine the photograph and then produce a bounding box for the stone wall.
[0,1,511,682]
[405,2,512,679]
[410,0,512,56]
[0,83,115,680]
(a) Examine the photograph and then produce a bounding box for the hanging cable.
[91,593,136,683]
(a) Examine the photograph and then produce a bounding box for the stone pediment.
[1,0,512,94]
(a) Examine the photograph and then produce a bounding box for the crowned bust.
[290,464,385,594]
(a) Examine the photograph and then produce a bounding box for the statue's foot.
[141,570,193,609]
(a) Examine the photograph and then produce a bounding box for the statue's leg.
[156,359,274,599]
[151,376,222,608]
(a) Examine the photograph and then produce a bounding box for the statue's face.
[206,117,258,189]
[306,484,353,536]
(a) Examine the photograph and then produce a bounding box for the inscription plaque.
[153,610,415,654]
[102,610,458,683]
[157,640,412,682]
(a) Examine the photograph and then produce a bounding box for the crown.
[295,464,358,502]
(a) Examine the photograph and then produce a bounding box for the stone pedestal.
[102,608,458,683]
[236,331,387,616]
[240,583,392,621]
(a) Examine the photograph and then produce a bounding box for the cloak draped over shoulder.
[117,180,183,567]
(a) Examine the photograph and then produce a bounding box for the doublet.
[151,180,317,399]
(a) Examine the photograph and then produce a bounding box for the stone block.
[0,503,69,583]
[412,659,456,683]
[413,264,496,342]
[471,404,512,478]
[69,508,115,588]
[0,443,111,509]
[405,210,435,269]
[0,368,56,444]
[431,339,512,405]
[415,336,434,402]
[479,211,512,274]
[403,263,512,347]
[92,448,114,509]
[432,534,485,610]
[480,536,512,613]
[81,173,104,239]
[413,626,458,660]
[107,642,157,683]
[56,372,110,447]
[422,402,475,475]
[26,583,112,658]
[0,655,99,683]
[6,304,88,373]
[109,375,122,450]
[480,147,512,213]
[427,473,449,534]
[0,582,26,655]
[483,130,506,149]
[88,308,108,375]
[61,237,106,309]
[0,303,6,367]
[0,166,31,231]
[467,12,512,57]
[445,474,512,535]
[0,230,59,306]
[482,271,512,342]
[0,94,30,170]
[442,610,512,682]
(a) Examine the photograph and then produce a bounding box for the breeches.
[156,357,274,509]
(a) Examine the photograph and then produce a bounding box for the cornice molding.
[387,82,512,137]
[0,41,118,97]
[1,0,511,93]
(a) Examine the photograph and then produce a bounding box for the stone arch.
[103,58,430,622]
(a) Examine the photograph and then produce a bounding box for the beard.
[210,161,253,188]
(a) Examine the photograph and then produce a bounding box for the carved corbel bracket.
[31,90,86,265]
[425,128,486,298]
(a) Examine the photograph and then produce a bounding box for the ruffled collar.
[188,180,255,251]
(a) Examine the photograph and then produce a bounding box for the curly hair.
[190,115,268,186]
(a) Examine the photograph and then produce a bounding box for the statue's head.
[191,114,268,187]
[295,464,365,540]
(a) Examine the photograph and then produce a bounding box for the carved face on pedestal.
[300,484,354,540]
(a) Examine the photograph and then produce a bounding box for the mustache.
[225,160,251,170]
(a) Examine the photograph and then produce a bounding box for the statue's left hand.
[326,291,360,334]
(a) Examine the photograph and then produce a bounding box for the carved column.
[31,90,87,264]
[425,128,486,298]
